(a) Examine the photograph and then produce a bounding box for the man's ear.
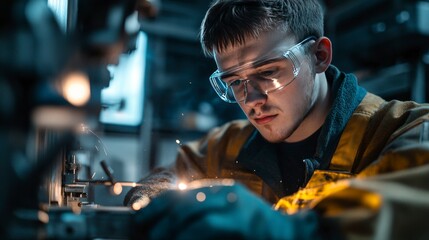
[313,37,332,73]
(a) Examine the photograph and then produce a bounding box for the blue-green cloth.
[132,183,324,240]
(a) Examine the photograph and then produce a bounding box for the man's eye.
[229,79,243,87]
[258,66,279,78]
[260,70,275,77]
[258,68,278,78]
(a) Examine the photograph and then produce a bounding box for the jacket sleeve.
[123,167,178,207]
[358,117,429,176]
[174,119,254,181]
[312,119,429,239]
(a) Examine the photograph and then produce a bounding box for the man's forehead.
[213,32,295,72]
[213,43,261,71]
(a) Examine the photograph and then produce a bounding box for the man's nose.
[243,81,267,107]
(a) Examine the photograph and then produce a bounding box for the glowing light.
[132,196,150,211]
[61,71,91,106]
[125,11,140,34]
[38,211,49,223]
[111,183,123,196]
[196,192,206,202]
[221,179,235,186]
[178,182,187,190]
[176,139,181,144]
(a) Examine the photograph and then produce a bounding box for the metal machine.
[0,0,158,238]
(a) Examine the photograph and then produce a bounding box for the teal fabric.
[316,66,366,168]
[132,183,323,240]
[236,65,366,195]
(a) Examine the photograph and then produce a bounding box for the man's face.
[213,31,317,143]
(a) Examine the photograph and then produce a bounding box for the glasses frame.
[209,36,317,103]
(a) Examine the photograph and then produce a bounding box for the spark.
[178,182,187,190]
[196,192,206,202]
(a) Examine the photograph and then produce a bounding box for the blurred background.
[0,0,428,238]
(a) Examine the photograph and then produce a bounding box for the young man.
[126,0,429,238]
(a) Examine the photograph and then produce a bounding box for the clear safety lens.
[209,36,314,103]
[209,51,300,103]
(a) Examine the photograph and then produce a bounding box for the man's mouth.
[254,115,277,125]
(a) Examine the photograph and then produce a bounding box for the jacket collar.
[315,66,366,168]
[236,65,366,196]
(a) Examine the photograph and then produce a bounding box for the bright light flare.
[196,192,206,202]
[131,196,150,211]
[111,183,123,196]
[61,71,91,106]
[178,182,187,190]
[38,211,49,224]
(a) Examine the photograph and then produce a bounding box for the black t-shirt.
[276,128,321,196]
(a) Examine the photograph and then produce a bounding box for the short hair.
[200,0,324,57]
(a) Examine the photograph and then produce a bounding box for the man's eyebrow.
[253,58,281,68]
[220,57,281,80]
[220,72,238,80]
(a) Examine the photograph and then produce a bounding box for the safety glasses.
[209,36,316,103]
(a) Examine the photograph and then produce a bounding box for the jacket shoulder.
[351,95,429,173]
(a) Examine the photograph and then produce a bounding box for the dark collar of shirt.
[276,127,321,196]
